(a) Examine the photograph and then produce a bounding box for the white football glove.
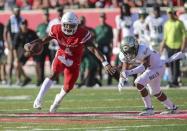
[118,77,128,92]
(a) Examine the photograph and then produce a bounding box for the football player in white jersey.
[133,8,149,44]
[118,36,178,116]
[145,4,167,51]
[115,3,138,42]
[115,3,138,85]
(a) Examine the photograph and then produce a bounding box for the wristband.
[102,61,109,67]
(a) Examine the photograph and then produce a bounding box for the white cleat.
[33,99,42,110]
[49,93,62,113]
[139,108,154,116]
[49,104,59,113]
[160,105,178,115]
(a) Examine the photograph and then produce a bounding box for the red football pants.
[52,52,80,92]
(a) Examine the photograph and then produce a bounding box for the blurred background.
[0,0,187,88]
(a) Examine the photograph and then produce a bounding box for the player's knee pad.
[136,83,145,91]
[136,83,148,97]
[154,91,167,101]
[154,91,162,98]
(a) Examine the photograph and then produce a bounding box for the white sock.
[52,88,67,105]
[162,98,174,109]
[142,95,152,108]
[36,78,54,101]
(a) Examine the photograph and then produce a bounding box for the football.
[112,66,120,80]
[25,39,44,56]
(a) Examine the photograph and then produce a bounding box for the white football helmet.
[61,12,79,35]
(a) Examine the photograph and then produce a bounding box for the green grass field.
[0,86,187,131]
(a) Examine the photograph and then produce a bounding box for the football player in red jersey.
[25,12,117,112]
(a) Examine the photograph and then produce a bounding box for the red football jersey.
[49,24,92,65]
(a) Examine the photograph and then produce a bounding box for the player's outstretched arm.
[24,36,53,56]
[85,41,117,76]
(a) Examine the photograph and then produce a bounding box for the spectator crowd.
[0,1,187,88]
[0,0,186,10]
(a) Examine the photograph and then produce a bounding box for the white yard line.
[16,126,31,129]
[0,109,30,112]
[0,95,31,100]
[33,129,63,131]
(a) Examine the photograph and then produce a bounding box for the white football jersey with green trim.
[119,44,163,68]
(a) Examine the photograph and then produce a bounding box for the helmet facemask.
[62,23,78,35]
[120,36,139,61]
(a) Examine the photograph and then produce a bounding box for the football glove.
[118,77,128,92]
